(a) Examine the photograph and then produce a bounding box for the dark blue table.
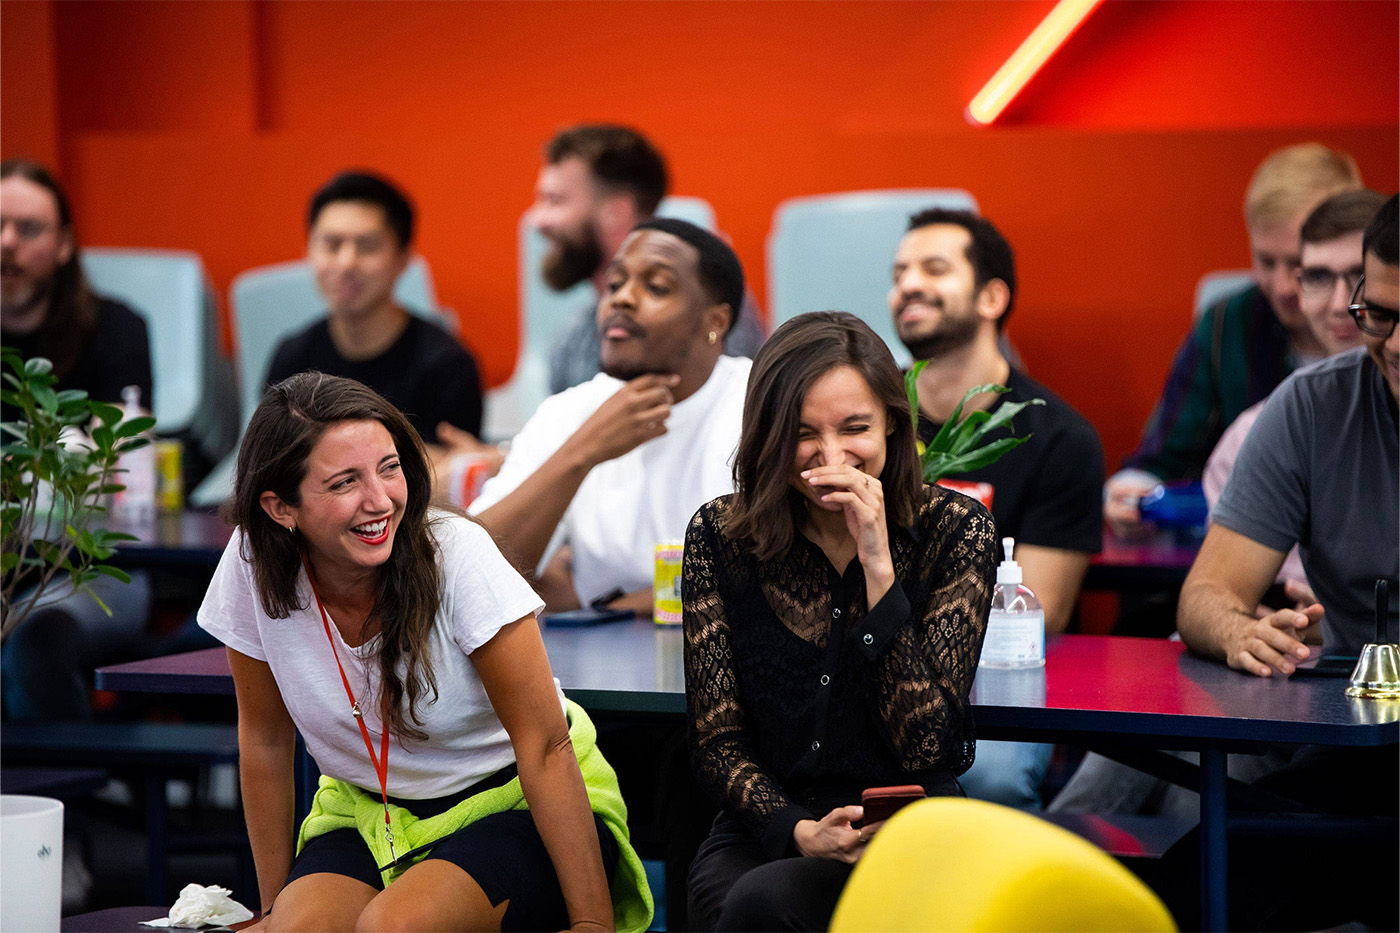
[98,626,1398,931]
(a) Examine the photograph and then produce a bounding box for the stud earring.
[708,331,718,345]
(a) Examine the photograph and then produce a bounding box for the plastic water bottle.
[980,537,1045,669]
[110,385,156,524]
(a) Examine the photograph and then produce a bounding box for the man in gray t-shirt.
[1179,199,1399,671]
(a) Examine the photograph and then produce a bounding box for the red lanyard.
[303,560,397,864]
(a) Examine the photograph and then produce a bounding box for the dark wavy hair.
[725,311,923,560]
[0,159,98,380]
[224,372,440,742]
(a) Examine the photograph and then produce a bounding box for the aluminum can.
[154,439,183,513]
[653,541,685,625]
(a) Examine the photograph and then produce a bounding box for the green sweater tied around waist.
[296,698,653,933]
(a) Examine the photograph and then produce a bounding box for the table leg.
[1200,749,1228,932]
[144,776,166,906]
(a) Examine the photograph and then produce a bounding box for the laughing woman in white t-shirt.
[198,372,650,933]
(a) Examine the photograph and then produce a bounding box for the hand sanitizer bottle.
[980,537,1045,669]
[111,385,156,524]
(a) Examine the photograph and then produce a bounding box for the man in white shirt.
[473,217,750,614]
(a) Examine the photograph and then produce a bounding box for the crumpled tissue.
[141,883,254,928]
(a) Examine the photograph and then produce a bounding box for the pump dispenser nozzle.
[996,537,1022,585]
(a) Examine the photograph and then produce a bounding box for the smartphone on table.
[855,784,927,827]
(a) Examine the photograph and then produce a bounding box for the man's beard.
[897,299,981,362]
[0,267,53,334]
[541,224,604,292]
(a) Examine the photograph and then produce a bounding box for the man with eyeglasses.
[1201,188,1388,572]
[1051,189,1391,821]
[1160,195,1398,931]
[1105,144,1363,538]
[1,159,154,729]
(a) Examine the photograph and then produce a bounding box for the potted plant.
[1,350,152,638]
[905,361,1044,485]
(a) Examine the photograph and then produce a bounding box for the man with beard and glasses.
[528,124,765,394]
[1,159,153,727]
[890,207,1105,811]
[472,218,749,615]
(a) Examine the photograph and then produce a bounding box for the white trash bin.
[1,795,65,932]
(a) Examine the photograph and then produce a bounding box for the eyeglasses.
[0,217,55,241]
[1348,276,1399,339]
[1298,265,1363,299]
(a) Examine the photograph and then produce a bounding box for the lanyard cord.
[302,559,396,861]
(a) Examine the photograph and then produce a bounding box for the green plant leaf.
[924,435,1033,483]
[90,402,123,427]
[977,397,1046,438]
[1,443,40,459]
[54,389,89,407]
[92,564,132,584]
[905,360,930,436]
[944,409,993,454]
[113,416,156,439]
[32,384,59,415]
[23,357,53,377]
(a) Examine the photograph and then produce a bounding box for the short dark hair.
[632,217,744,332]
[307,170,415,248]
[1300,189,1388,245]
[906,207,1017,328]
[1362,194,1398,266]
[0,159,98,380]
[225,372,439,742]
[545,124,668,217]
[725,311,923,560]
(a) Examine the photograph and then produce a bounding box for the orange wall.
[3,0,1396,468]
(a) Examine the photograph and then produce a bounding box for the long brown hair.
[224,372,441,742]
[726,311,923,560]
[0,160,98,379]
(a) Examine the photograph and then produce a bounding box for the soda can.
[154,439,183,513]
[653,541,685,625]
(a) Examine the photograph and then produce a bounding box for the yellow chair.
[830,797,1176,933]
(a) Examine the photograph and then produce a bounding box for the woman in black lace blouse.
[682,312,997,931]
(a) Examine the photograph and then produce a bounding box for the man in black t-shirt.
[266,171,493,485]
[890,207,1105,809]
[1,160,153,724]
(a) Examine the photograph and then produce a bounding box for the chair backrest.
[227,255,441,430]
[1194,270,1254,320]
[483,196,717,441]
[830,797,1176,933]
[768,189,979,368]
[81,248,210,433]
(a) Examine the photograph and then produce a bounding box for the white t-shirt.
[471,355,751,606]
[198,511,551,799]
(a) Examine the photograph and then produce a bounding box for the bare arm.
[1015,544,1090,634]
[477,374,677,571]
[228,647,297,914]
[1177,524,1322,678]
[473,617,614,933]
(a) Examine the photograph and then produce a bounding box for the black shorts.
[286,772,620,931]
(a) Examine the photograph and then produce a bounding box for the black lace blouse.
[682,485,996,860]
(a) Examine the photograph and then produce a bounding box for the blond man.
[1106,144,1361,536]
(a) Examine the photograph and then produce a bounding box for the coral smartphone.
[856,784,927,827]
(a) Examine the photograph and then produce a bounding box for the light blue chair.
[1194,269,1254,319]
[189,256,444,506]
[81,248,239,469]
[767,189,979,368]
[482,196,717,442]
